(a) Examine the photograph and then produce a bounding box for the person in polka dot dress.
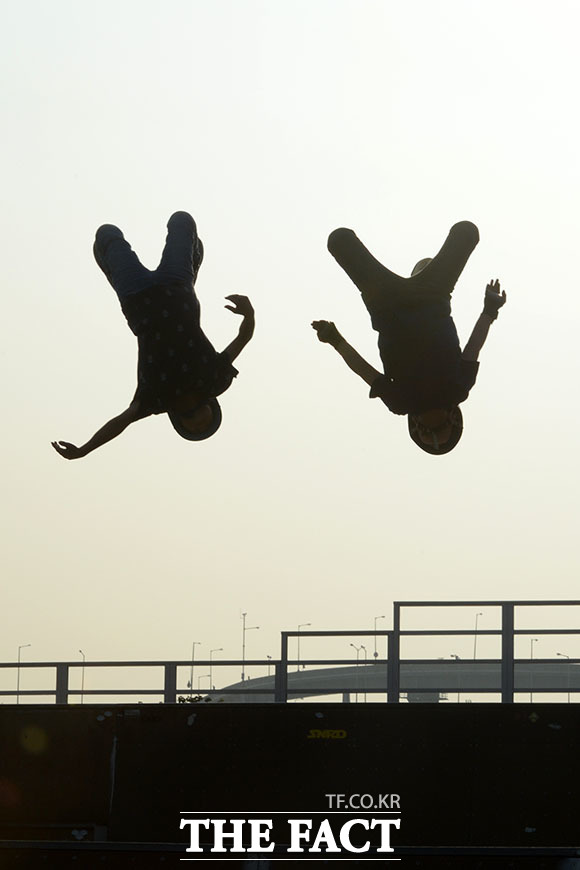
[52,212,255,459]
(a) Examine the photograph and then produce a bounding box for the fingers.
[311,320,340,344]
[51,440,78,459]
[486,279,505,299]
[487,280,507,306]
[224,294,253,316]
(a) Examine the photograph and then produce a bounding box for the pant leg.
[327,227,405,316]
[155,211,203,283]
[93,224,151,299]
[416,221,479,295]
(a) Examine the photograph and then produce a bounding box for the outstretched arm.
[462,279,506,362]
[222,295,255,363]
[312,320,382,386]
[52,400,142,460]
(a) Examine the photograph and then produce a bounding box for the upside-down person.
[312,221,506,454]
[53,211,254,459]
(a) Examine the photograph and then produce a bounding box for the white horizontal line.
[179,811,402,815]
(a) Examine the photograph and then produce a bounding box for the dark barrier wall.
[0,703,578,851]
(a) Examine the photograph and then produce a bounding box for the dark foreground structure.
[1,702,579,868]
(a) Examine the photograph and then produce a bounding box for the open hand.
[225,295,254,317]
[311,320,342,347]
[483,279,506,319]
[51,441,84,460]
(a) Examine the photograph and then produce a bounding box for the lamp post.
[189,641,201,697]
[530,638,538,702]
[373,615,386,660]
[451,654,461,703]
[209,648,223,690]
[473,612,483,659]
[79,649,86,705]
[197,674,211,691]
[241,613,259,681]
[16,644,31,705]
[557,652,571,703]
[266,655,272,677]
[297,623,311,671]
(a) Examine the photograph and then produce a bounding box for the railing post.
[387,626,400,704]
[501,604,514,703]
[273,662,283,703]
[275,634,288,703]
[163,664,177,704]
[55,664,70,704]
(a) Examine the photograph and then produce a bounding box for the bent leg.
[327,227,403,312]
[156,211,203,283]
[93,224,150,298]
[419,221,479,294]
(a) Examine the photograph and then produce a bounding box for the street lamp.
[209,648,223,690]
[197,674,211,691]
[557,652,571,703]
[188,641,201,697]
[16,644,31,705]
[473,612,483,659]
[241,613,259,681]
[451,654,461,703]
[373,615,386,660]
[530,638,538,702]
[79,649,86,705]
[266,655,272,677]
[297,623,311,671]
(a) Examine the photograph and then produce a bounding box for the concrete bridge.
[214,659,580,702]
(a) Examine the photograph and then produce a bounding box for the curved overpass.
[213,660,580,702]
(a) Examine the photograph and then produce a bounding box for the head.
[411,257,433,277]
[408,407,463,455]
[168,398,222,442]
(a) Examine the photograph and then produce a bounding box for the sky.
[2,0,580,700]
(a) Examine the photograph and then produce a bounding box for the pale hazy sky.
[2,0,580,694]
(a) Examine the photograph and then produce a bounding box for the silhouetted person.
[312,221,506,453]
[53,211,254,459]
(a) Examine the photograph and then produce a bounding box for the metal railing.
[3,600,579,704]
[392,599,580,703]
